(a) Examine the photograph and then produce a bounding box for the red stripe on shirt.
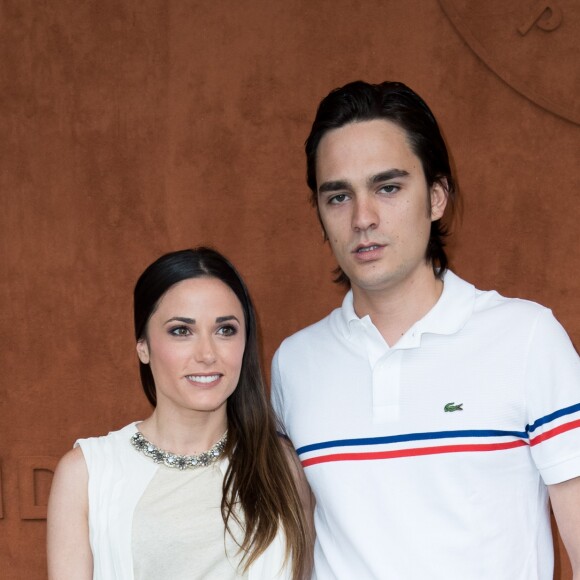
[301,439,528,467]
[529,418,580,447]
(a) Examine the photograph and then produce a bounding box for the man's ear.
[136,339,150,364]
[430,179,449,221]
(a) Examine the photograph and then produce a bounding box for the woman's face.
[136,276,246,418]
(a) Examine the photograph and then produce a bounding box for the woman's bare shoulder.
[51,446,88,501]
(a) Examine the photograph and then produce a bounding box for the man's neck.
[352,267,444,347]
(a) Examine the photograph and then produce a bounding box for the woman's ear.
[136,339,150,364]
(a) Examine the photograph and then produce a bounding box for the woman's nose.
[194,335,217,364]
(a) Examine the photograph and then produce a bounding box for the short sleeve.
[271,348,286,427]
[525,308,580,485]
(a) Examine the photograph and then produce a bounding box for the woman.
[47,247,313,579]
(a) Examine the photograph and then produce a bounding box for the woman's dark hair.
[134,248,310,578]
[305,80,458,283]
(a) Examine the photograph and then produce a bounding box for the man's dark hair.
[305,80,457,283]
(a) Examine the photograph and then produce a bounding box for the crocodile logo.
[444,402,463,412]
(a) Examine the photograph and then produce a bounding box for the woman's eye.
[218,325,237,337]
[170,326,190,336]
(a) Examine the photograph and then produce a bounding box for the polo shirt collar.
[339,270,475,343]
[412,270,475,337]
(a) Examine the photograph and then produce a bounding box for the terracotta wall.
[1,1,578,578]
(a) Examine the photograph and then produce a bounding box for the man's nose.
[352,196,379,231]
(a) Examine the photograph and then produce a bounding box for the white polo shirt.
[271,271,580,580]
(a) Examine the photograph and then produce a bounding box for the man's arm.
[549,476,580,578]
[523,308,580,576]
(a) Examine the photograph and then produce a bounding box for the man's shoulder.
[472,282,551,321]
[436,271,557,339]
[446,271,547,315]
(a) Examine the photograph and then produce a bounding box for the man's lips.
[352,243,385,261]
[353,243,383,254]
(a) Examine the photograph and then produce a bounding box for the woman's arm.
[46,446,93,580]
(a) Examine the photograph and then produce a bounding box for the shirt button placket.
[372,350,402,424]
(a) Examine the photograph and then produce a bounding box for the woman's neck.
[138,406,228,456]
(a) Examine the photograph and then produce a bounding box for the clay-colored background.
[1,1,578,578]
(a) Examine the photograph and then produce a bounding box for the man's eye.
[329,194,348,204]
[379,185,399,194]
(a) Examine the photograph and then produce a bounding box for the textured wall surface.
[0,1,578,578]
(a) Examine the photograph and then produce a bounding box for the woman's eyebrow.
[164,316,195,324]
[216,315,240,324]
[164,315,240,324]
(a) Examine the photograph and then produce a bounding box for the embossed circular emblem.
[439,0,580,124]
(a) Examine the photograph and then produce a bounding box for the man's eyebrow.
[368,169,410,186]
[165,316,195,324]
[216,315,240,324]
[318,170,410,195]
[318,180,351,195]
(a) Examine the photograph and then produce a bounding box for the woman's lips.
[185,374,222,386]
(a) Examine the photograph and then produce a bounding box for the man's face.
[316,119,447,296]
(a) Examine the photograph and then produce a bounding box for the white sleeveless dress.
[76,422,291,580]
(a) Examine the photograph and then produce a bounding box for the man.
[271,81,580,579]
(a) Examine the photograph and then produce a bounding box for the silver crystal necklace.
[130,430,227,470]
